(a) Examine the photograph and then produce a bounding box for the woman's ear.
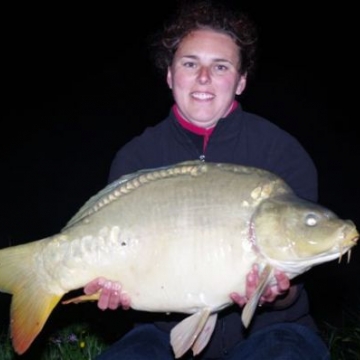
[236,74,247,95]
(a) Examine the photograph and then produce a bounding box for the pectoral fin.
[170,308,212,359]
[241,264,273,328]
[62,291,101,305]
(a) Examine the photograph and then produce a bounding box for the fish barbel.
[0,161,358,358]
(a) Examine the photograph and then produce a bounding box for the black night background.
[1,0,358,355]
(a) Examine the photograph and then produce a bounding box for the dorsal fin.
[62,161,204,230]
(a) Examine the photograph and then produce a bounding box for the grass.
[0,322,108,360]
[318,303,360,360]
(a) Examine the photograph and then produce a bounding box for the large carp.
[0,161,358,358]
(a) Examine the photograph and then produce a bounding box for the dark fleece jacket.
[107,103,319,358]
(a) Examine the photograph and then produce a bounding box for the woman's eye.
[215,64,228,71]
[183,62,196,68]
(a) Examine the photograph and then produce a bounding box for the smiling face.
[167,29,247,128]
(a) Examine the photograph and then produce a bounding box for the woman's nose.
[197,66,211,84]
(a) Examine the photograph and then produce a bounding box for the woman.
[85,1,330,359]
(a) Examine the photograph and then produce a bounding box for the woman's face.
[167,29,247,128]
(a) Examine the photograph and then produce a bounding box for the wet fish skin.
[0,161,357,358]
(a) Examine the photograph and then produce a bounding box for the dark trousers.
[95,322,330,359]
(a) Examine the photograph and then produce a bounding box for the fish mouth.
[315,232,358,265]
[338,233,358,263]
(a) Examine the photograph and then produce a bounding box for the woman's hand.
[84,277,131,311]
[230,264,291,307]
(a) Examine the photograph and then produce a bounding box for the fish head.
[251,194,358,270]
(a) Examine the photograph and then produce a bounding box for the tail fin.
[0,240,63,354]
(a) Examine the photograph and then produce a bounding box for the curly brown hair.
[149,0,258,77]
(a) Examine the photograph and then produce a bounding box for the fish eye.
[305,213,318,226]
